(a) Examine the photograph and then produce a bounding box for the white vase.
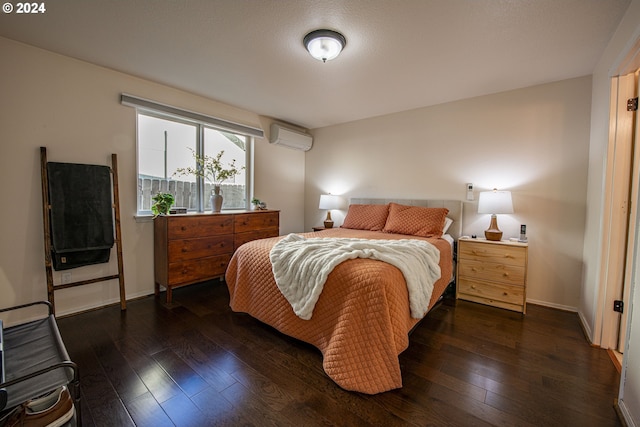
[211,185,223,212]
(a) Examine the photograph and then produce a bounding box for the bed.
[225,199,463,394]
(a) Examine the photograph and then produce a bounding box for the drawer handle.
[471,285,476,289]
[503,273,510,277]
[181,226,187,231]
[503,292,508,296]
[471,267,478,272]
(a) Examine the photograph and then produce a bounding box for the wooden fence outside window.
[138,178,246,211]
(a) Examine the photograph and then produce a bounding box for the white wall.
[0,37,304,322]
[255,116,306,235]
[306,76,593,310]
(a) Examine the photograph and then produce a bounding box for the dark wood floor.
[56,281,622,427]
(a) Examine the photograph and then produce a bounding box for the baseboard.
[577,310,595,344]
[55,289,154,318]
[608,349,623,373]
[617,398,637,427]
[526,298,578,312]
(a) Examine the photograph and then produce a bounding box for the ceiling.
[0,0,631,129]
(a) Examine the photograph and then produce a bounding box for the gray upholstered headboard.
[349,198,464,240]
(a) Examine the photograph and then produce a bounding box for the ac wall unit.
[269,123,313,151]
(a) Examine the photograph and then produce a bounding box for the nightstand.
[456,237,528,313]
[312,226,326,232]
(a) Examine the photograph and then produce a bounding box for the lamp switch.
[466,183,474,201]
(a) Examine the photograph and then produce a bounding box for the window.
[122,94,263,216]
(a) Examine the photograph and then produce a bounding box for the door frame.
[595,38,640,350]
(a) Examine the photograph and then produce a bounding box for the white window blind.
[120,94,264,138]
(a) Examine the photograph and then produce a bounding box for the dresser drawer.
[234,212,279,233]
[167,215,233,239]
[458,259,525,286]
[235,228,279,250]
[168,235,234,262]
[167,254,231,285]
[457,277,524,306]
[458,241,526,266]
[458,281,526,314]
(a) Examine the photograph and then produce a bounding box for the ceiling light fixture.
[303,29,346,63]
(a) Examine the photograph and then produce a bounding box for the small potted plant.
[151,192,175,217]
[174,149,244,212]
[251,198,267,210]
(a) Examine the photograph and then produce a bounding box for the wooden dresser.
[154,210,279,303]
[456,238,528,313]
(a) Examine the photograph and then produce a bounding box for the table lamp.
[319,194,342,228]
[478,189,513,241]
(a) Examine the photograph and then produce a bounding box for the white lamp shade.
[478,190,514,214]
[319,194,343,210]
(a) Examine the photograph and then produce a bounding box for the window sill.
[134,215,154,223]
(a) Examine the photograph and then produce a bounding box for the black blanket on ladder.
[47,162,114,270]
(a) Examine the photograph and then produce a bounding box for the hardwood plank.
[190,386,250,426]
[438,350,533,396]
[160,392,210,427]
[125,391,174,427]
[220,382,296,427]
[424,382,538,427]
[55,282,622,427]
[57,320,136,426]
[484,388,619,427]
[168,329,238,392]
[152,348,211,397]
[115,337,184,404]
[88,331,149,403]
[232,336,379,426]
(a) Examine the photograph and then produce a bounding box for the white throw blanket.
[270,234,441,320]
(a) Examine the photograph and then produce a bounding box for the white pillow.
[442,217,453,234]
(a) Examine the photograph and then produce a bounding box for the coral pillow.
[341,204,390,231]
[382,203,449,238]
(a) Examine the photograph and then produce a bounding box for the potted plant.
[174,149,244,212]
[251,198,267,210]
[151,192,175,217]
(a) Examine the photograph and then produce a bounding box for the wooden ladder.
[40,147,126,313]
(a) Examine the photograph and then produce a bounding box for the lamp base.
[484,214,503,241]
[324,211,334,228]
[484,229,503,241]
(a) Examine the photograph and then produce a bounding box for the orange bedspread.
[225,228,453,394]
